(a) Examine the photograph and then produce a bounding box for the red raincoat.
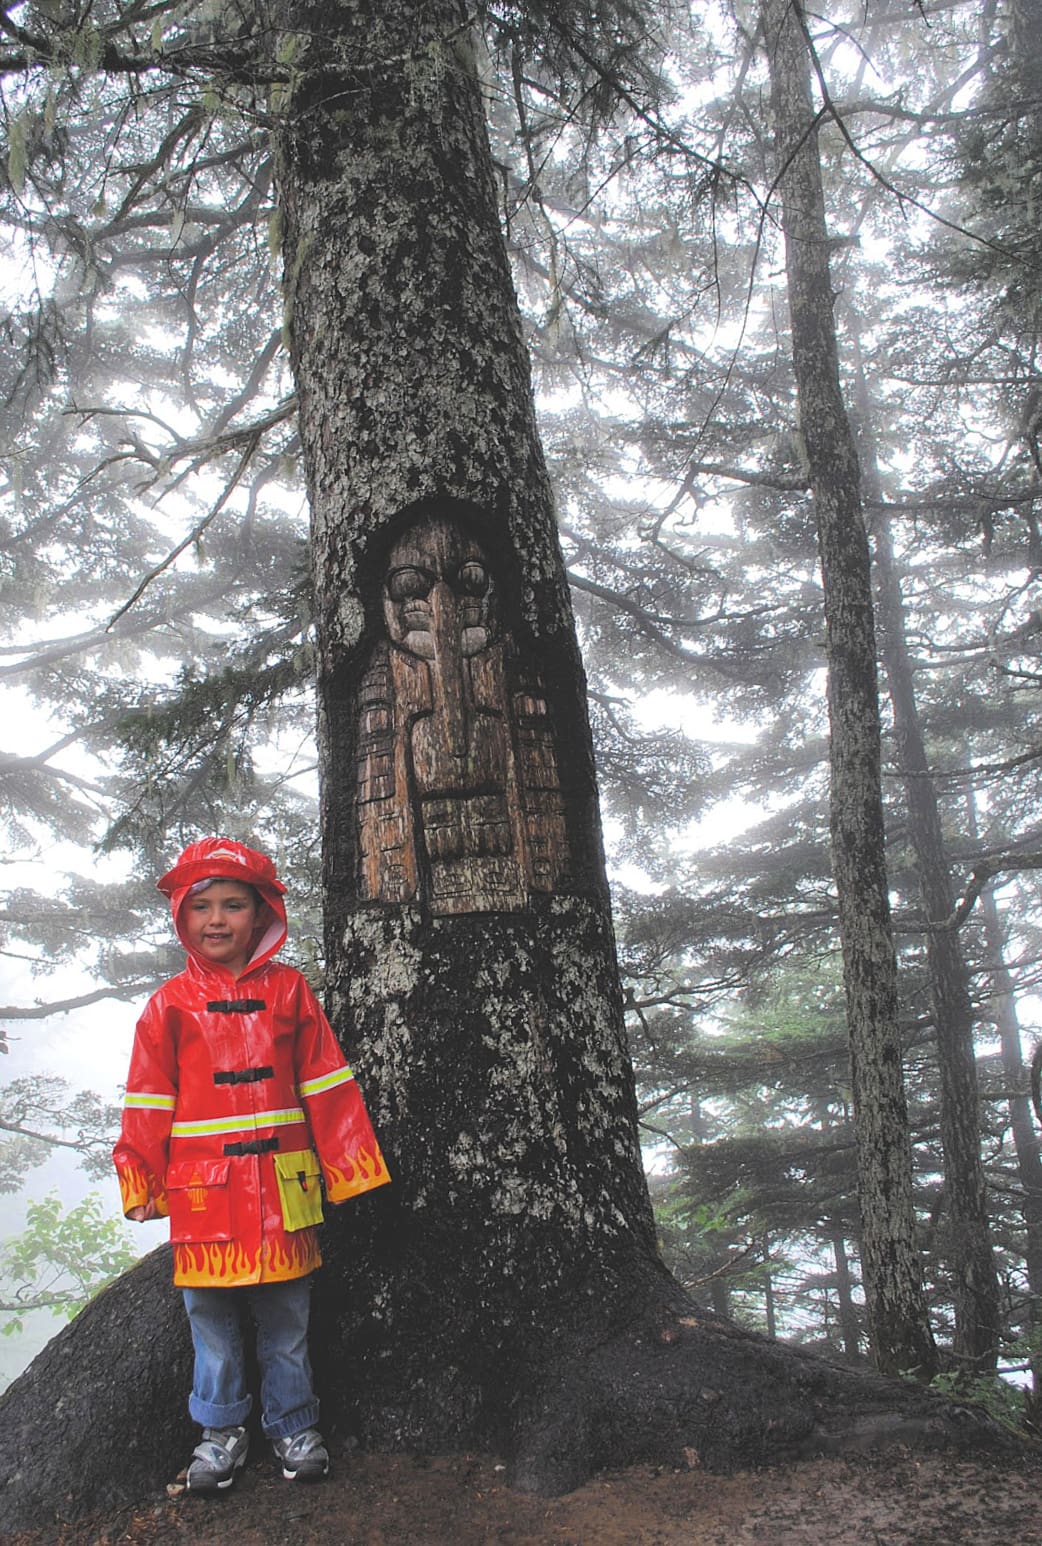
[113,838,390,1288]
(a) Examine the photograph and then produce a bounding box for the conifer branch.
[945,856,1042,930]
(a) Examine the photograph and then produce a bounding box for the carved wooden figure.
[357,514,569,914]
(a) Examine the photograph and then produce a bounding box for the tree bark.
[760,0,936,1377]
[272,0,665,1456]
[763,1235,778,1339]
[831,1225,863,1363]
[967,792,1042,1403]
[852,356,1000,1370]
[872,498,1000,1371]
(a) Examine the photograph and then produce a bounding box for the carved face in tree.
[383,521,496,663]
[356,513,569,914]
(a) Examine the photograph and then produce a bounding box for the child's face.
[182,880,261,978]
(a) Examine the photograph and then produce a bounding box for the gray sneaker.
[185,1424,249,1493]
[272,1426,329,1481]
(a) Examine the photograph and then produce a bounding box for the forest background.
[1,0,1041,1422]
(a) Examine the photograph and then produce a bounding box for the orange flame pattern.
[117,1159,169,1218]
[175,1228,321,1288]
[324,1143,389,1203]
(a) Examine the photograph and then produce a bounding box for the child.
[113,837,390,1493]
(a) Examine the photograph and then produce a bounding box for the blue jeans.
[182,1276,319,1440]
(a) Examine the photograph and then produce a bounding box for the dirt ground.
[10,1441,1042,1546]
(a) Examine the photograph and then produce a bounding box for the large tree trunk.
[273,0,663,1456]
[0,2,1017,1531]
[760,0,936,1377]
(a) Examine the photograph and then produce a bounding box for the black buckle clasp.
[213,1066,274,1086]
[223,1136,279,1157]
[207,999,267,1014]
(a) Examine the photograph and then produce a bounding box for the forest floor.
[9,1440,1042,1546]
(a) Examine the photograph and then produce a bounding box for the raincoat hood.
[158,836,287,976]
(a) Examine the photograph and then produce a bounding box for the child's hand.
[128,1202,159,1222]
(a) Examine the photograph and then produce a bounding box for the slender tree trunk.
[872,507,999,1371]
[761,0,936,1377]
[1010,0,1042,128]
[967,795,1042,1404]
[763,1235,778,1339]
[689,1094,733,1320]
[850,355,999,1369]
[831,1225,863,1362]
[974,0,1042,1389]
[979,885,1042,1260]
[981,885,1042,1406]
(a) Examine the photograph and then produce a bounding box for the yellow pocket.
[167,1157,233,1243]
[274,1149,324,1231]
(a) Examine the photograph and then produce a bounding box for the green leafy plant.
[927,1365,1033,1434]
[0,1193,139,1335]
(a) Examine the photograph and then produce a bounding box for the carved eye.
[387,566,432,602]
[457,561,489,596]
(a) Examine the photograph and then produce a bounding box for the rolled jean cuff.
[188,1392,252,1429]
[264,1401,320,1441]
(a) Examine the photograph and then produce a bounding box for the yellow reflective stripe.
[124,1091,177,1111]
[298,1066,355,1099]
[170,1107,306,1138]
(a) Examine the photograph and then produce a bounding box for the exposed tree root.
[504,1290,1019,1495]
[0,1249,1023,1534]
